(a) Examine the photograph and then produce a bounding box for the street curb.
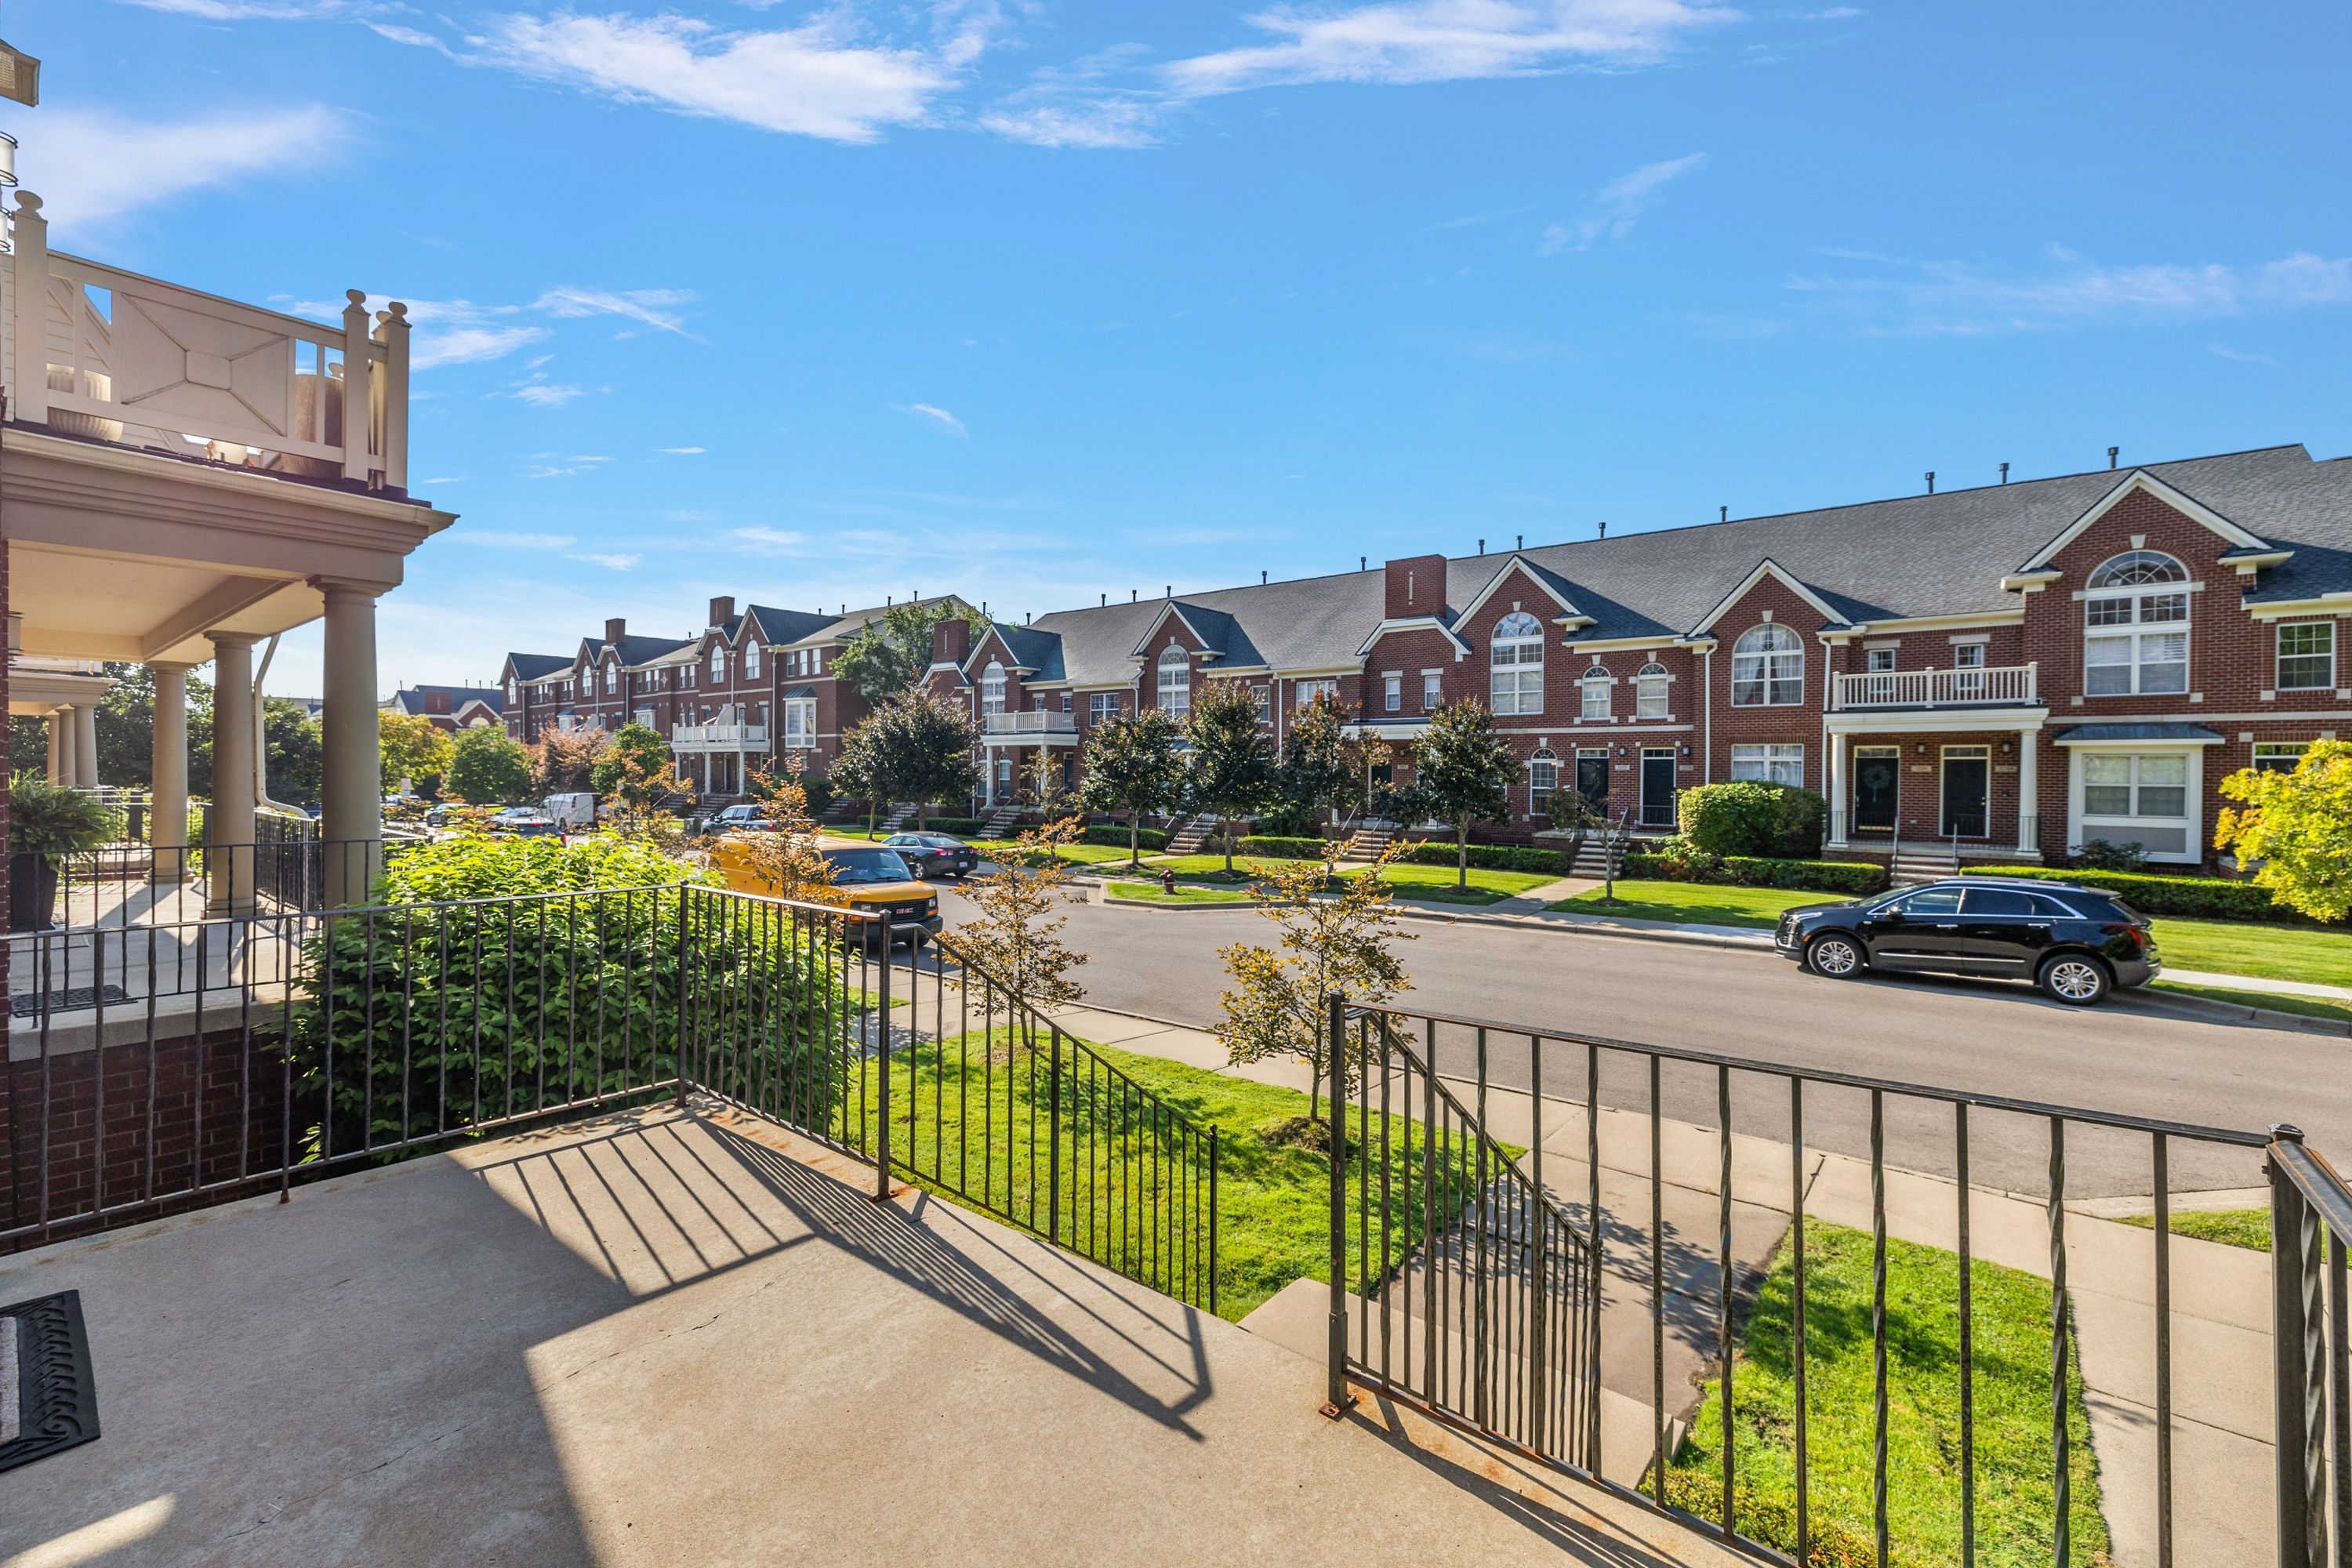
[2123,989,2352,1040]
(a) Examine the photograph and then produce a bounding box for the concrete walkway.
[0,1105,1748,1568]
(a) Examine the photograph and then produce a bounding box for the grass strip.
[2116,1208,2273,1250]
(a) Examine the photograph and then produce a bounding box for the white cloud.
[524,455,612,478]
[568,551,642,571]
[2208,343,2278,365]
[1539,151,1706,253]
[477,12,955,143]
[513,382,589,407]
[727,526,812,554]
[300,290,692,372]
[457,529,578,549]
[532,285,698,335]
[659,446,709,455]
[900,402,969,437]
[1788,248,2352,334]
[20,105,352,224]
[980,98,1164,149]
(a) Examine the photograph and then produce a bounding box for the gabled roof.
[1684,558,1857,637]
[1452,554,1590,628]
[741,604,838,646]
[387,684,505,717]
[968,621,1068,683]
[503,652,569,683]
[2014,469,2271,574]
[1127,599,1261,666]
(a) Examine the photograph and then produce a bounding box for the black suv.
[1775,877,2158,1006]
[883,832,979,879]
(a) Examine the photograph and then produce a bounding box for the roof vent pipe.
[1516,534,1523,550]
[1261,569,1268,584]
[1100,593,1106,607]
[2107,445,2119,470]
[1720,506,1728,522]
[2000,462,2010,485]
[1925,471,1936,495]
[1165,584,1171,599]
[1359,556,1367,571]
[1477,539,1484,554]
[1599,520,1607,539]
[1131,589,1137,602]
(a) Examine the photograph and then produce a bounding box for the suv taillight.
[2103,922,2151,952]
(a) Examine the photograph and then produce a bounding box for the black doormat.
[10,985,132,1019]
[0,1290,100,1475]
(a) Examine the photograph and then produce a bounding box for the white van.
[542,793,597,829]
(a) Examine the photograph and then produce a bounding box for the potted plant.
[9,771,125,932]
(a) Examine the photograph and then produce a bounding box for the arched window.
[1157,647,1191,716]
[710,647,726,684]
[1490,612,1544,714]
[743,641,761,679]
[1528,746,1559,815]
[603,659,618,695]
[981,661,1007,716]
[1635,662,1671,719]
[1731,624,1803,706]
[2085,550,2190,695]
[506,678,517,703]
[1579,665,1610,721]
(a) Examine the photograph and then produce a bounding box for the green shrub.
[917,817,985,837]
[1238,835,1330,859]
[8,771,125,856]
[1677,780,1827,857]
[1395,841,1567,876]
[1081,824,1171,851]
[1617,849,1883,896]
[1969,866,2338,924]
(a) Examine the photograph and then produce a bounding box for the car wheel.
[1805,933,1865,978]
[2039,953,2110,1007]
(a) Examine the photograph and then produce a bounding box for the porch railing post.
[2271,1124,2317,1568]
[674,883,691,1104]
[1323,990,1349,1417]
[873,913,894,1201]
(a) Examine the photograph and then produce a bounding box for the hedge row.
[915,817,985,836]
[1236,835,1330,859]
[1396,841,1570,876]
[1621,851,1886,897]
[1968,866,2329,924]
[1081,824,1172,851]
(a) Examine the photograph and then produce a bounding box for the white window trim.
[2276,621,2336,693]
[2066,744,2203,866]
[1157,647,1192,715]
[1730,742,1805,788]
[1490,612,1545,717]
[1730,624,1805,707]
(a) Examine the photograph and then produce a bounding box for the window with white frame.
[1866,648,1897,672]
[1294,678,1338,711]
[1635,662,1669,719]
[1528,748,1558,815]
[506,678,517,702]
[710,648,727,684]
[1253,685,1270,723]
[1730,742,1804,786]
[1953,639,1987,696]
[2277,622,2335,691]
[1157,648,1190,716]
[744,642,761,679]
[981,661,1007,716]
[783,696,815,750]
[603,662,618,695]
[2253,741,2310,774]
[1089,691,1120,724]
[1421,672,1440,711]
[1579,667,1610,721]
[2081,751,2190,856]
[2084,551,2189,695]
[1731,624,1803,706]
[1384,673,1401,713]
[1490,612,1544,715]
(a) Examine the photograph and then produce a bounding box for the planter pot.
[9,851,59,933]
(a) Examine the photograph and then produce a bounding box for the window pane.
[2139,593,2188,623]
[1903,889,1963,916]
[1962,888,2037,916]
[2086,598,2133,627]
[2136,787,2187,818]
[2085,755,2129,785]
[2136,755,2187,787]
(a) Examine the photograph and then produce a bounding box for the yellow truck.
[706,838,941,949]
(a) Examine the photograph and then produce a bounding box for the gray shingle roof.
[389,684,504,716]
[503,653,568,682]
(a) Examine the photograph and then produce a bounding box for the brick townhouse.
[498,596,964,800]
[916,444,2350,870]
[383,684,503,731]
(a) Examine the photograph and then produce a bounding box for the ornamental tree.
[532,726,611,796]
[590,722,678,808]
[835,691,982,831]
[834,598,978,704]
[1077,707,1186,869]
[1184,680,1276,875]
[1410,698,1518,887]
[2215,739,2352,922]
[953,815,1090,1015]
[380,710,454,797]
[445,726,533,805]
[1276,692,1378,829]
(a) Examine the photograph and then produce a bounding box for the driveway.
[921,883,2343,1200]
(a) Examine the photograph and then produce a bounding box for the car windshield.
[826,848,913,884]
[1856,886,1911,909]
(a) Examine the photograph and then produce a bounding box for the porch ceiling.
[9,543,321,664]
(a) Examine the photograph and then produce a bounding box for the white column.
[207,633,259,917]
[151,663,191,884]
[2016,728,2039,856]
[45,707,64,784]
[74,702,100,789]
[10,192,47,423]
[1827,735,1850,847]
[319,579,385,906]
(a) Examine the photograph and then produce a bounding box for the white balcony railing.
[1833,662,2037,710]
[672,723,768,748]
[3,192,409,489]
[982,710,1076,735]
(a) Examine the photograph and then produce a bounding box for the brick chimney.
[604,616,626,644]
[1385,554,1446,620]
[933,615,971,668]
[708,595,735,627]
[425,690,450,715]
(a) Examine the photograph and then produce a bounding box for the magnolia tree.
[1077,707,1185,869]
[1214,843,1414,1117]
[953,815,1090,1021]
[836,691,981,832]
[1410,699,1519,887]
[1185,679,1276,875]
[2216,739,2352,922]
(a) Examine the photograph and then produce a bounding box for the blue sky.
[17,0,2352,695]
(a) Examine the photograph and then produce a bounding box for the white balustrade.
[671,723,769,748]
[1833,662,2036,710]
[982,710,1076,735]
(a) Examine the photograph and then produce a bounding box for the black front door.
[1640,750,1676,827]
[1853,746,1899,833]
[1575,751,1608,811]
[1940,748,1990,838]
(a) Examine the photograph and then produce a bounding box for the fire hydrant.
[1160,867,1178,897]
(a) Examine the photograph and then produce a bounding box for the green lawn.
[1106,880,1256,906]
[1668,1221,2107,1566]
[1551,879,1831,928]
[1135,853,1323,880]
[866,1032,1491,1319]
[2148,917,2352,989]
[1342,863,1557,906]
[2152,980,2352,1028]
[2117,1208,2273,1250]
[970,839,1138,866]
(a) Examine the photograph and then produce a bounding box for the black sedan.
[1774,877,2159,1006]
[882,832,979,879]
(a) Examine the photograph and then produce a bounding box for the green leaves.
[2217,739,2352,922]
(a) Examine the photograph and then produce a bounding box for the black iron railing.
[1321,996,2318,1567]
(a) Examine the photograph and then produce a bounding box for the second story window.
[744,642,761,679]
[1383,673,1401,713]
[1635,662,1670,719]
[506,678,517,702]
[1579,668,1610,721]
[1294,678,1338,710]
[1157,648,1190,716]
[1732,624,1803,706]
[710,648,727,684]
[603,662,618,695]
[1421,672,1440,710]
[1490,612,1544,715]
[2084,550,2189,695]
[1089,691,1120,724]
[1953,640,1987,697]
[981,661,1007,716]
[1252,685,1269,723]
[2278,622,2335,691]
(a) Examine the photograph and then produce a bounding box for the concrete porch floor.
[0,1103,1748,1568]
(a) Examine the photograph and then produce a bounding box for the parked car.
[542,792,597,830]
[489,806,561,838]
[1775,877,2158,1006]
[708,802,778,831]
[883,831,978,879]
[704,840,940,949]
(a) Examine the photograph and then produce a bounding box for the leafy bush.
[1252,798,1323,837]
[800,772,837,813]
[918,818,985,837]
[1238,835,1331,859]
[8,771,125,855]
[1395,841,1567,876]
[1677,780,1828,858]
[1081,824,1170,851]
[2070,838,2149,872]
[1969,866,2338,924]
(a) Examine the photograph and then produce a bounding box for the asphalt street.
[921,883,2347,1200]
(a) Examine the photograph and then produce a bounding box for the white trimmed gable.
[2015,469,2270,574]
[1686,558,1852,637]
